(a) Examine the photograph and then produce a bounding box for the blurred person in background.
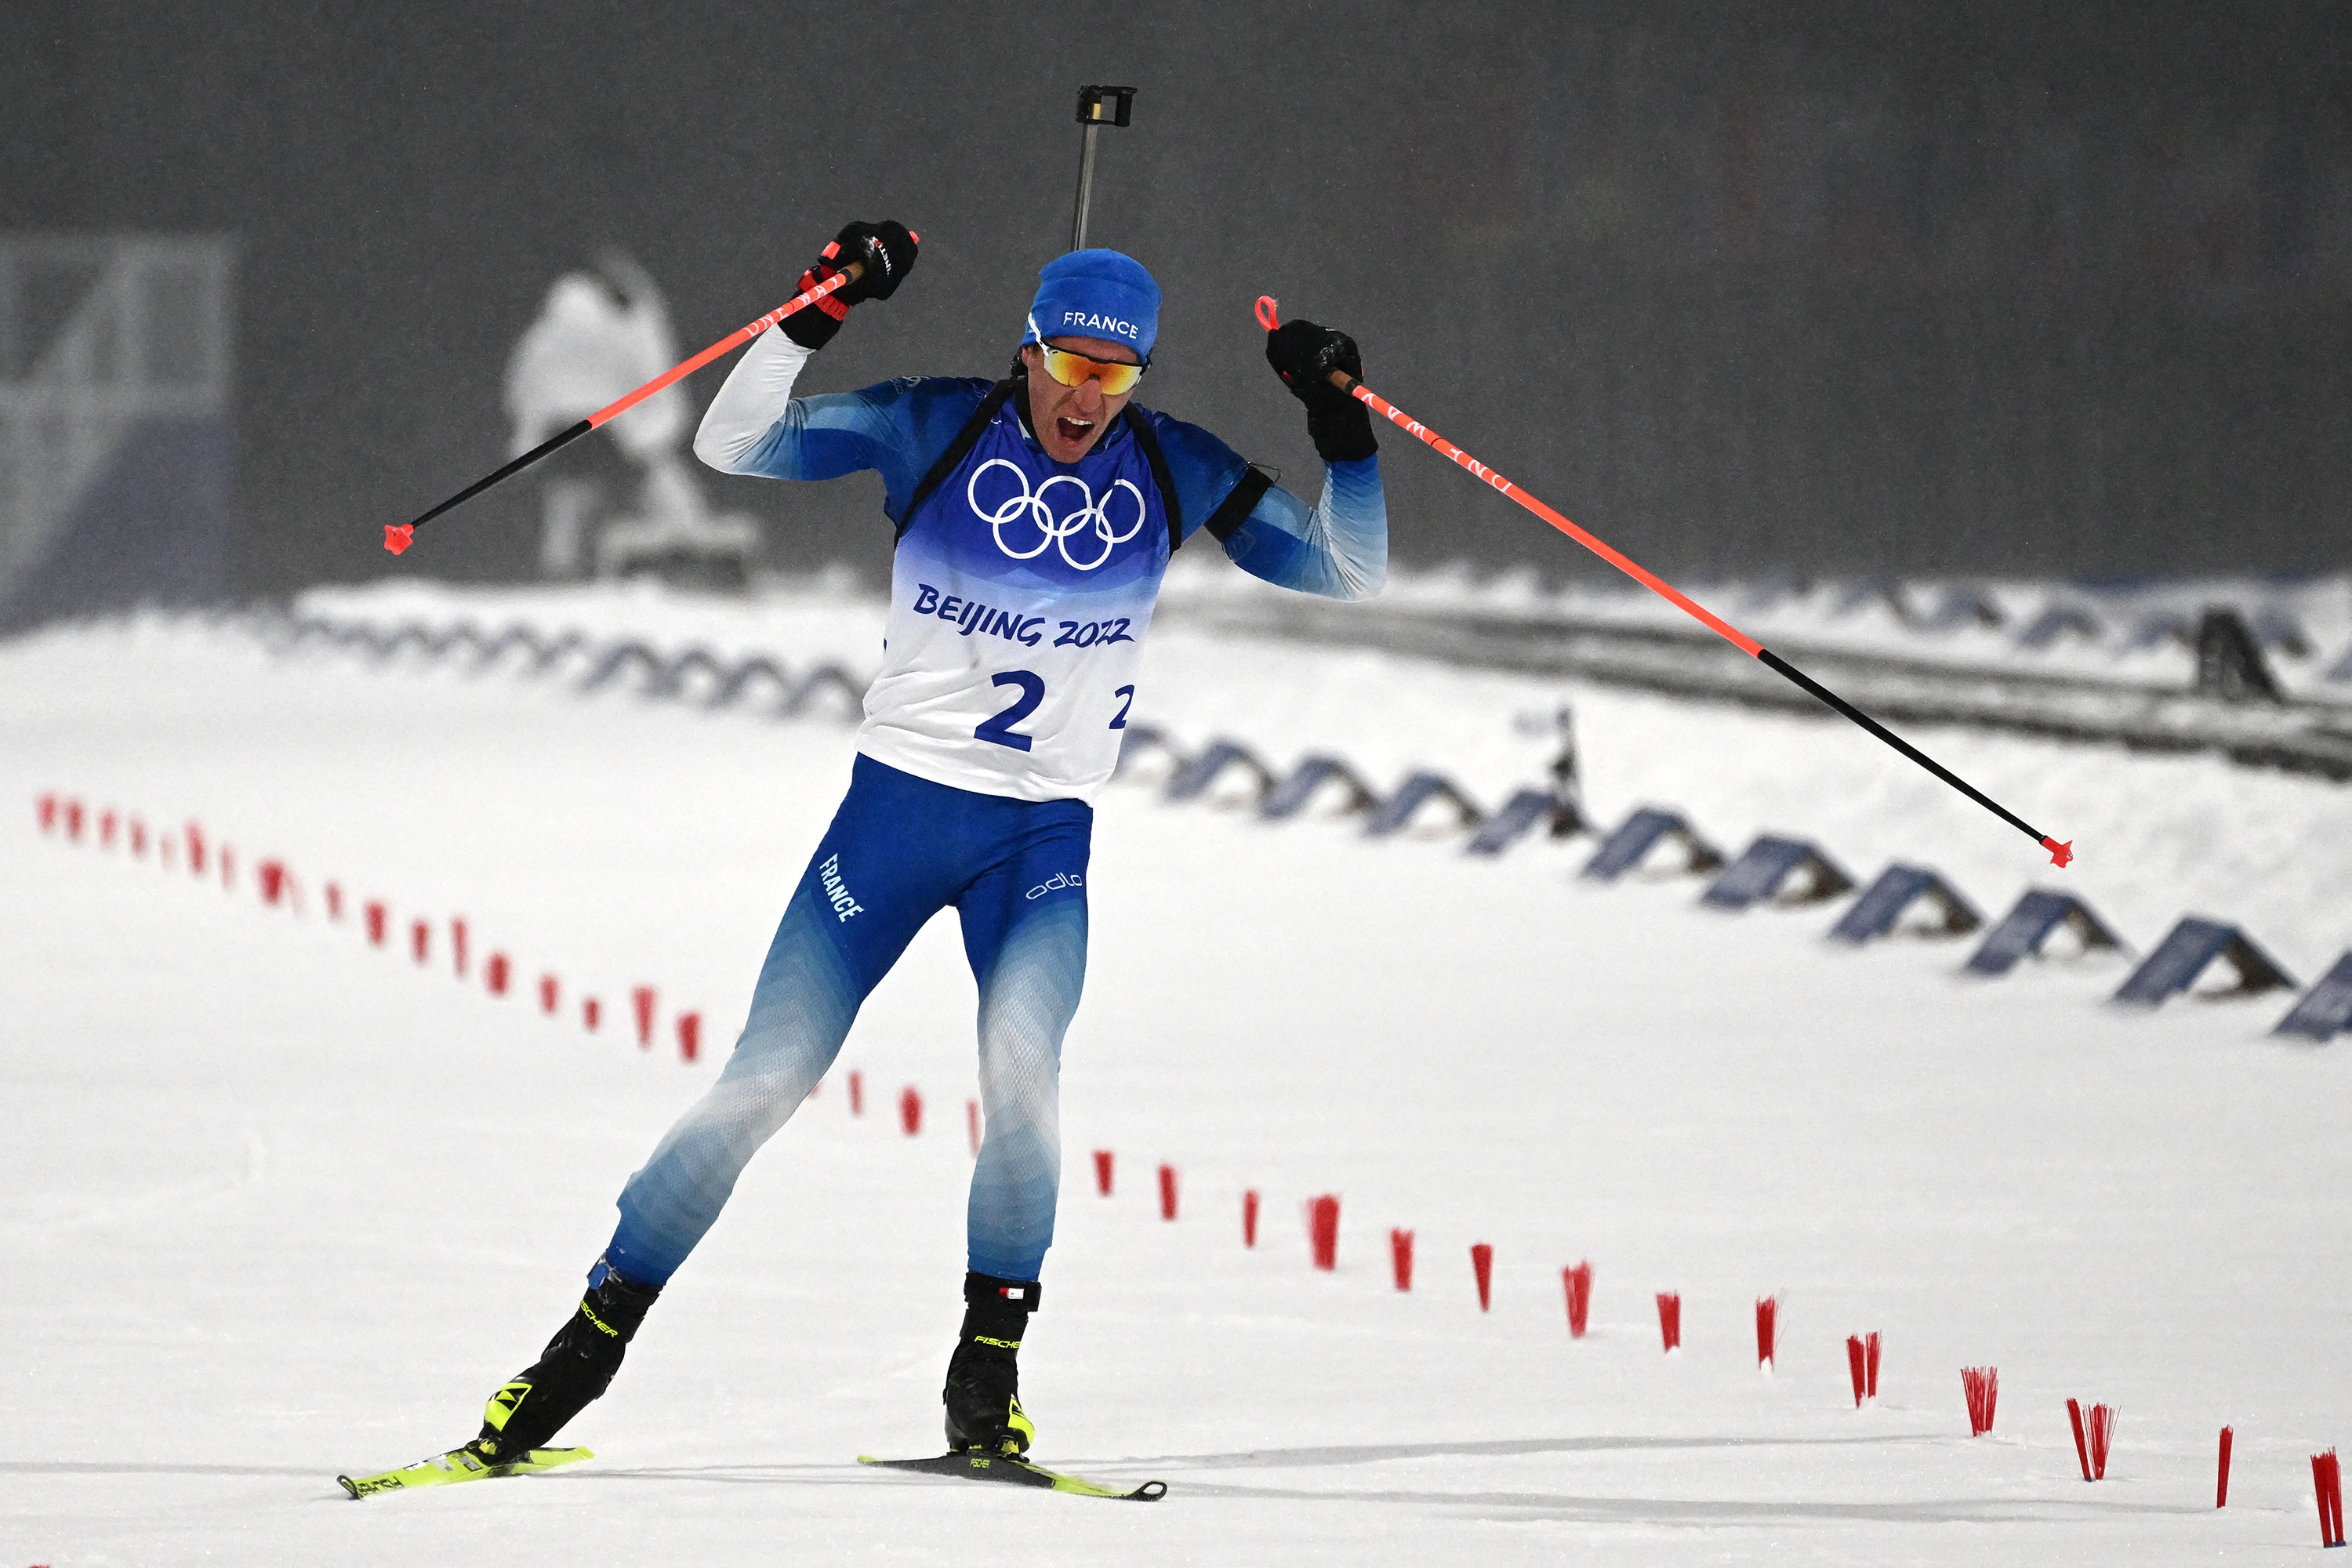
[503,253,755,586]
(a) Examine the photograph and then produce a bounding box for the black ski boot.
[470,1259,661,1463]
[942,1271,1040,1456]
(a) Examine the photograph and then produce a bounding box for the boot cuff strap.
[963,1271,1042,1312]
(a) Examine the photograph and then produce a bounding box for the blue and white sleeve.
[692,326,962,506]
[1214,458,1387,601]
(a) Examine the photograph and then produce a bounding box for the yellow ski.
[858,1450,1165,1501]
[337,1443,592,1499]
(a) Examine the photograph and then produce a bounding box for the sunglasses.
[1034,343,1147,397]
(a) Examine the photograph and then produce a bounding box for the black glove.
[781,220,920,350]
[1265,318,1377,463]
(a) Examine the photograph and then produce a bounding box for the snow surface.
[6,594,2351,1566]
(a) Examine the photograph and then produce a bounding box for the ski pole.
[1069,85,1136,252]
[1254,295,2073,868]
[382,256,891,556]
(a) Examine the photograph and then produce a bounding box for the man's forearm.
[692,326,817,474]
[1221,456,1387,601]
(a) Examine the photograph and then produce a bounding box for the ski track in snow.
[4,594,2349,1566]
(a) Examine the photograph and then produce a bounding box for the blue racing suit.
[601,325,1385,1287]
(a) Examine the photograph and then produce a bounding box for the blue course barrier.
[1112,724,1181,780]
[1965,890,2125,975]
[1163,739,1275,805]
[2113,918,2297,1007]
[1465,789,1567,857]
[1581,808,1724,882]
[1828,865,1982,945]
[2272,953,2352,1042]
[1700,836,1856,911]
[1258,756,1378,822]
[2014,603,2103,651]
[1363,773,1483,839]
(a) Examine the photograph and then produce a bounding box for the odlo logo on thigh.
[1025,872,1083,902]
[818,854,864,922]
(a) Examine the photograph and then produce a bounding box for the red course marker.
[1157,1163,1178,1221]
[451,918,469,977]
[2085,1403,2117,1481]
[1656,1292,1682,1352]
[583,996,601,1033]
[1755,1296,1780,1368]
[675,1011,699,1062]
[364,901,387,946]
[1253,295,2072,867]
[1242,1189,1260,1248]
[1389,1229,1414,1292]
[1307,1196,1340,1271]
[898,1085,920,1134]
[848,1070,863,1116]
[1092,1149,1113,1196]
[539,974,560,1015]
[410,919,430,964]
[1962,1367,1999,1436]
[2314,1450,2345,1547]
[2067,1398,2092,1480]
[37,793,57,832]
[2217,1426,2233,1508]
[1848,1334,1882,1406]
[966,1099,980,1157]
[1563,1261,1592,1339]
[1470,1243,1494,1311]
[632,986,656,1047]
[485,953,509,996]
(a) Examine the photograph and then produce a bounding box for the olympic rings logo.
[967,458,1146,572]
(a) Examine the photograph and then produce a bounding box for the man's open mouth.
[1055,417,1094,445]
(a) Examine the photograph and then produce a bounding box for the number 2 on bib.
[976,670,1046,752]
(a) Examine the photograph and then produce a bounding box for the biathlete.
[461,221,1388,1467]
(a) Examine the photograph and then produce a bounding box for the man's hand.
[782,220,920,350]
[1265,318,1377,463]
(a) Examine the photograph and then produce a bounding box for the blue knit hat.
[1023,249,1160,360]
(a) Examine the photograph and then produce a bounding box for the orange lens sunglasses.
[1035,343,1146,397]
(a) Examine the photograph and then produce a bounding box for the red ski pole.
[1256,296,2073,868]
[383,253,899,556]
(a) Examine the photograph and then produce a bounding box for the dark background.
[6,1,2348,594]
